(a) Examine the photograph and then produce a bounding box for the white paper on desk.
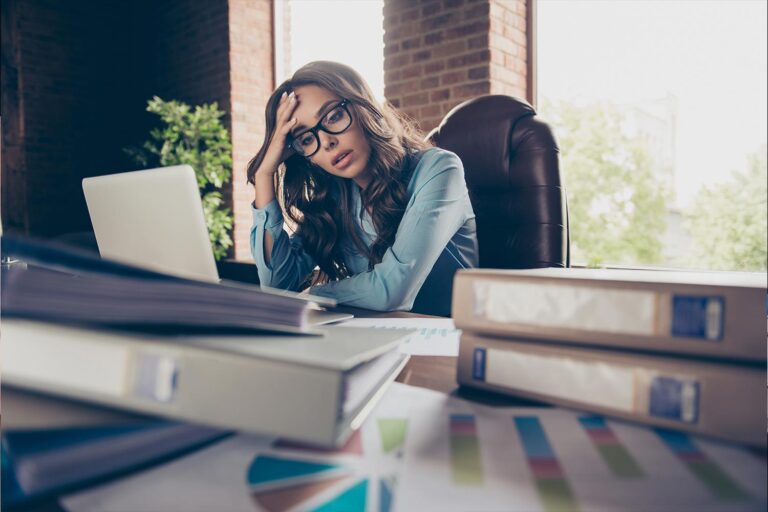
[63,383,767,512]
[336,317,460,356]
[62,383,445,512]
[397,403,767,512]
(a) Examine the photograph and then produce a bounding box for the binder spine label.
[485,348,635,412]
[473,281,656,336]
[648,376,699,424]
[472,348,486,381]
[671,295,724,340]
[134,353,178,403]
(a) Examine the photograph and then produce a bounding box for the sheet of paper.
[397,402,767,512]
[336,317,460,356]
[63,383,767,512]
[62,383,444,512]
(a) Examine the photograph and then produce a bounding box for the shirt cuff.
[251,199,284,237]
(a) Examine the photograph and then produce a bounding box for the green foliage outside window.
[126,97,233,260]
[541,100,670,267]
[685,149,767,271]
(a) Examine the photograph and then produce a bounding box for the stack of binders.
[1,235,413,448]
[1,235,413,507]
[452,268,766,447]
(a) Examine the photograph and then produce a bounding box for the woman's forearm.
[254,169,277,264]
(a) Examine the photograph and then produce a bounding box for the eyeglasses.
[289,100,353,157]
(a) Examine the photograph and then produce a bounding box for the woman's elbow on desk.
[335,282,416,312]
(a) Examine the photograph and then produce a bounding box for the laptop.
[83,165,352,325]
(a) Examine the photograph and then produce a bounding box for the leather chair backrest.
[427,95,569,268]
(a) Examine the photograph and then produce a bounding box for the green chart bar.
[656,428,750,501]
[514,416,580,512]
[579,416,644,478]
[378,418,408,455]
[449,414,483,485]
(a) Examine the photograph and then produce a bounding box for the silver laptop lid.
[83,165,219,282]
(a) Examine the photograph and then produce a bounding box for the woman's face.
[289,85,373,188]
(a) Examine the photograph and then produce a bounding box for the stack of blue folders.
[1,388,229,508]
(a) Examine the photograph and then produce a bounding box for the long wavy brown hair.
[247,61,430,285]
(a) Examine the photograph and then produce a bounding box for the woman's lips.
[333,151,353,169]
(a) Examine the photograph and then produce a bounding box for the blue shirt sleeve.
[308,150,470,311]
[250,199,316,291]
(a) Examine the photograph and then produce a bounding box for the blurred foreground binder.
[2,320,411,447]
[1,388,228,507]
[1,235,350,334]
[453,268,766,361]
[457,332,765,447]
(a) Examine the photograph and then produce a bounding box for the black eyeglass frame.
[289,99,353,157]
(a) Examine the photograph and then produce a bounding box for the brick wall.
[1,0,25,232]
[142,1,231,117]
[383,0,528,133]
[488,0,527,96]
[228,0,275,261]
[1,0,136,237]
[0,0,234,240]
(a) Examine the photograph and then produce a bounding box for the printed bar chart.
[514,416,580,512]
[449,414,484,485]
[578,416,644,478]
[655,429,750,501]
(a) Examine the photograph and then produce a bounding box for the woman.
[247,61,478,316]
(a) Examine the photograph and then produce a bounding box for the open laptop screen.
[83,165,219,282]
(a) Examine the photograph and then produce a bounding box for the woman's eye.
[326,109,343,124]
[299,134,314,146]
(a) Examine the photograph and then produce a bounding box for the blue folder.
[1,421,229,507]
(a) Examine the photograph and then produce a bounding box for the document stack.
[1,235,413,506]
[452,268,767,447]
[1,235,412,446]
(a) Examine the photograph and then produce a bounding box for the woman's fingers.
[274,93,289,125]
[280,117,298,136]
[276,92,298,126]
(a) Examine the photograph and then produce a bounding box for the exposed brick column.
[383,0,528,133]
[228,0,275,261]
[488,0,527,97]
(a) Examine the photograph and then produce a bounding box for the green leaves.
[541,100,670,267]
[125,97,234,260]
[684,149,767,271]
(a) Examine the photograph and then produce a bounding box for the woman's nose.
[319,131,337,151]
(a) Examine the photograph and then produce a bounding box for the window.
[537,0,767,271]
[274,0,385,100]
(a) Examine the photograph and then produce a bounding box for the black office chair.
[427,95,569,269]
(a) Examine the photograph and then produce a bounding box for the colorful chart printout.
[579,415,644,478]
[655,428,750,501]
[514,416,579,512]
[449,414,483,486]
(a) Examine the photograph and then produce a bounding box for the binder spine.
[2,322,343,445]
[457,334,765,447]
[452,272,764,361]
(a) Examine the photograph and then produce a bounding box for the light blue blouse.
[250,147,478,316]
